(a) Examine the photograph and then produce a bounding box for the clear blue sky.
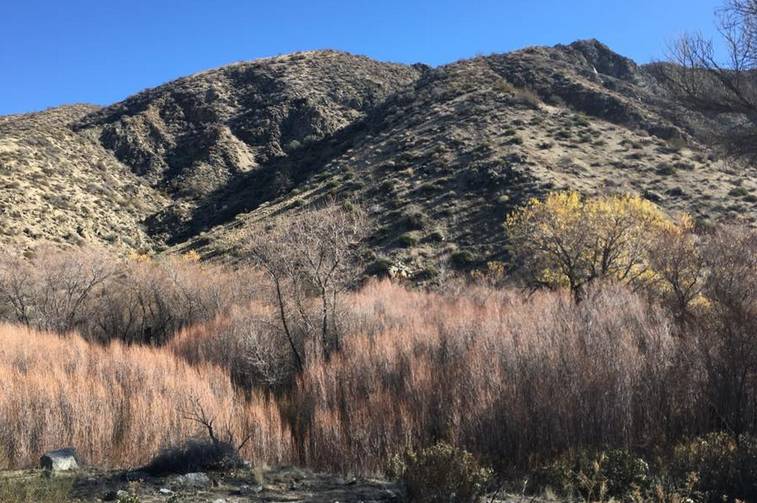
[1,0,724,115]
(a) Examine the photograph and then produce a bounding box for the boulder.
[173,472,211,488]
[40,448,79,471]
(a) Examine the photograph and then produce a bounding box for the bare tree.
[647,220,708,325]
[244,201,366,369]
[656,0,757,161]
[0,246,115,333]
[695,225,757,435]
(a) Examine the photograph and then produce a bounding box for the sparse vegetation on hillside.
[2,40,756,269]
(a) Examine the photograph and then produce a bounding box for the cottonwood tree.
[244,201,366,370]
[505,192,672,300]
[656,0,757,161]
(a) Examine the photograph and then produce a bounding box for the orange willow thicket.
[0,280,725,474]
[286,281,694,473]
[0,324,291,469]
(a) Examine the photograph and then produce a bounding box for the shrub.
[601,449,650,496]
[397,233,419,248]
[0,474,74,503]
[0,247,256,345]
[142,437,244,475]
[399,208,428,231]
[728,186,750,197]
[0,324,290,469]
[365,257,394,277]
[427,229,445,242]
[531,449,649,499]
[391,443,492,503]
[656,163,677,176]
[672,432,757,502]
[450,250,477,269]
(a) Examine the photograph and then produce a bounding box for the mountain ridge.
[1,40,755,278]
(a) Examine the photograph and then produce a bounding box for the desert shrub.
[414,266,440,282]
[397,233,418,248]
[531,449,649,499]
[672,432,757,502]
[143,437,244,475]
[510,86,541,108]
[600,449,650,496]
[656,163,677,176]
[390,442,492,503]
[0,474,74,503]
[450,250,477,268]
[729,186,750,197]
[427,229,445,242]
[365,257,394,277]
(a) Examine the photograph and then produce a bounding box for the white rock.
[173,472,211,488]
[40,448,79,471]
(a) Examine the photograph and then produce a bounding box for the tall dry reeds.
[284,281,697,473]
[0,324,291,469]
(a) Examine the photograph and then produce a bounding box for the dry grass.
[0,324,291,469]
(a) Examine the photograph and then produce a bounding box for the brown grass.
[0,324,290,469]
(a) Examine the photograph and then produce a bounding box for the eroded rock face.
[40,447,79,471]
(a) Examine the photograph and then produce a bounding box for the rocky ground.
[0,466,551,502]
[0,466,400,503]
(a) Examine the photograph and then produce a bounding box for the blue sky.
[1,0,724,115]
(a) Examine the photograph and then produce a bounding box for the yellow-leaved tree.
[505,192,674,300]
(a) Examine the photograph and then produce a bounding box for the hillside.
[1,41,755,276]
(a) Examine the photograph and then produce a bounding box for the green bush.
[530,449,649,499]
[729,186,750,198]
[389,442,492,503]
[397,233,419,248]
[672,432,757,502]
[601,449,650,496]
[451,250,477,269]
[365,258,394,277]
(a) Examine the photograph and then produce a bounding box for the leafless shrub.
[170,304,297,391]
[0,246,114,333]
[694,225,757,435]
[142,398,252,475]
